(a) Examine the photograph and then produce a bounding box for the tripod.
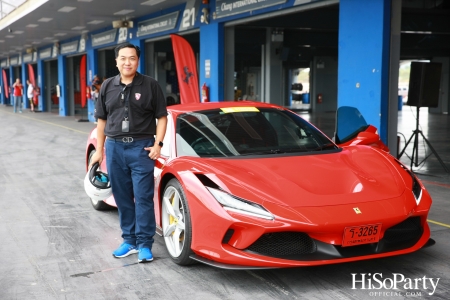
[398,106,449,173]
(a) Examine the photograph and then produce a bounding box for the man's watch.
[157,141,163,147]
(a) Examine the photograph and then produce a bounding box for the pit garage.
[0,0,449,299]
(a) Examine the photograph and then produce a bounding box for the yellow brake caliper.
[169,194,176,232]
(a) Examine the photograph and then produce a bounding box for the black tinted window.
[176,107,335,157]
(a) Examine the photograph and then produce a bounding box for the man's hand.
[144,144,161,160]
[89,150,103,168]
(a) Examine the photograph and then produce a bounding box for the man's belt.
[108,136,153,143]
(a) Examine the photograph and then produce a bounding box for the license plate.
[342,224,382,247]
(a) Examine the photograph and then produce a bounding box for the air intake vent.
[222,229,235,244]
[383,217,422,244]
[245,232,316,257]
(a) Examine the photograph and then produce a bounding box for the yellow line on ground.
[1,110,90,135]
[428,219,450,229]
[421,180,450,189]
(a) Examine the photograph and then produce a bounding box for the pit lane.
[0,105,449,300]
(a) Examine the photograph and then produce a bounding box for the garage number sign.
[215,0,287,18]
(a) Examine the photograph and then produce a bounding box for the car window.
[176,107,335,157]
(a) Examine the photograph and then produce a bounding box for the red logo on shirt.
[135,93,141,100]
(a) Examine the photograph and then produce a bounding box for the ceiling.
[1,0,449,63]
[0,0,186,59]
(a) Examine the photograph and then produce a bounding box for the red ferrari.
[85,102,433,269]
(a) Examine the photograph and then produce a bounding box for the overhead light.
[88,20,104,25]
[26,24,39,28]
[58,6,76,13]
[141,0,166,5]
[114,9,134,15]
[72,26,86,30]
[14,31,24,34]
[401,31,433,34]
[112,20,134,28]
[38,17,53,22]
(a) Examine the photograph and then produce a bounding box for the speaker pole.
[398,106,449,174]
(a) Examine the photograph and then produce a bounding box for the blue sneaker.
[112,243,138,258]
[138,248,153,263]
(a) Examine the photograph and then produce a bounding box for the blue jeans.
[14,96,23,113]
[106,137,156,249]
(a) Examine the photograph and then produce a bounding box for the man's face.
[116,47,139,78]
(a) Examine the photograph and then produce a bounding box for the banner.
[28,64,38,106]
[2,69,8,99]
[171,34,199,104]
[80,55,87,108]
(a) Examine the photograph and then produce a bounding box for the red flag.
[2,69,8,99]
[80,55,87,108]
[171,34,199,104]
[27,64,38,105]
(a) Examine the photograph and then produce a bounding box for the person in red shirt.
[13,78,23,113]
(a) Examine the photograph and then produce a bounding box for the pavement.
[0,104,449,300]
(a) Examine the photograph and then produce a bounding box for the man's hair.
[114,43,140,59]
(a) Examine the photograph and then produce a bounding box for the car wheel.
[87,150,113,211]
[162,178,196,265]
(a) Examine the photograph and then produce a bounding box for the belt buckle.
[122,137,133,143]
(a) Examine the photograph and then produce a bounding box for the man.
[12,78,23,113]
[91,75,102,124]
[27,80,35,112]
[91,74,101,101]
[90,43,167,263]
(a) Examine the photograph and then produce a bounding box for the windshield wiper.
[239,149,307,156]
[239,149,284,156]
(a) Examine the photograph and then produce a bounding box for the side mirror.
[354,131,380,145]
[335,106,369,144]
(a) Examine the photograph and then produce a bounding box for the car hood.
[189,146,405,207]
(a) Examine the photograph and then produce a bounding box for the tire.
[87,150,113,211]
[162,178,196,265]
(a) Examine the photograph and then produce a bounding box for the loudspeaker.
[406,62,442,108]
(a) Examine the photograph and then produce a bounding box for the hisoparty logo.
[352,273,440,296]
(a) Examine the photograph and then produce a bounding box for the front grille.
[383,217,422,244]
[245,232,316,257]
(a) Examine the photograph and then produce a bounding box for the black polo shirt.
[95,73,167,139]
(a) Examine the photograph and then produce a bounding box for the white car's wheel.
[162,179,195,265]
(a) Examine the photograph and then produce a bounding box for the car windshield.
[176,107,336,157]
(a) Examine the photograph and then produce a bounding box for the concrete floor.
[0,104,449,300]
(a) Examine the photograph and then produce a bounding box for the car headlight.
[393,158,422,205]
[410,173,422,205]
[206,187,274,220]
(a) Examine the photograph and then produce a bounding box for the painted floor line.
[428,219,450,229]
[0,110,91,135]
[421,179,450,189]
